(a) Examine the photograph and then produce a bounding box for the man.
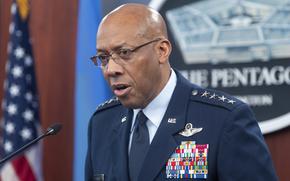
[85,3,278,181]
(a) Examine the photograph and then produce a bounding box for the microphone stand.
[0,123,62,165]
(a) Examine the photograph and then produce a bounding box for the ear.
[156,39,172,64]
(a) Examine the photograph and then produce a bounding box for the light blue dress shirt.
[129,69,177,151]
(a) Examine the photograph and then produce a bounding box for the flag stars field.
[20,128,32,140]
[14,46,25,59]
[16,30,22,37]
[26,74,32,83]
[11,3,16,15]
[4,141,13,153]
[23,109,34,121]
[5,122,15,134]
[9,84,20,97]
[11,66,23,78]
[7,103,18,115]
[32,102,38,109]
[25,56,32,66]
[25,92,33,101]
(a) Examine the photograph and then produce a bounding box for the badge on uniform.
[179,123,203,137]
[166,141,209,179]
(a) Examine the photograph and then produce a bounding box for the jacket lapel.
[138,73,192,181]
[111,108,133,181]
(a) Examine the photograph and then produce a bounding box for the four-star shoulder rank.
[191,88,242,111]
[96,97,121,112]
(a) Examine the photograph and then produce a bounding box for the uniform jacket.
[85,71,277,181]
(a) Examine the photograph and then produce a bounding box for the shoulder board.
[190,87,243,111]
[96,97,121,112]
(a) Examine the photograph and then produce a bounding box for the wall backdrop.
[0,0,290,180]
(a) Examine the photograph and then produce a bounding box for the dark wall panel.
[265,127,290,180]
[0,0,78,181]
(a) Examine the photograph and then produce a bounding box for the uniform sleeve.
[217,103,278,181]
[85,117,93,181]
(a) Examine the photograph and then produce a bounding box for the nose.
[103,56,123,77]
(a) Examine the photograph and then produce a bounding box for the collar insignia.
[168,118,176,124]
[121,117,127,123]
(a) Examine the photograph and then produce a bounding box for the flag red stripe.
[12,155,36,181]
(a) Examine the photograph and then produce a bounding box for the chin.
[119,98,142,109]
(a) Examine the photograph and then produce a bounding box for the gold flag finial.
[17,0,29,20]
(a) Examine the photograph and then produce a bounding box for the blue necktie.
[129,111,149,181]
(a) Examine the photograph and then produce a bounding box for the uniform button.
[192,90,198,96]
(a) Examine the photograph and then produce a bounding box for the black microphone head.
[46,123,63,136]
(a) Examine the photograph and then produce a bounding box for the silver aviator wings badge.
[179,123,203,137]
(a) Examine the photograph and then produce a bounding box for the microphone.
[45,123,62,136]
[0,123,63,165]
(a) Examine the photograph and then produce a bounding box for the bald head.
[98,3,168,41]
[96,4,172,109]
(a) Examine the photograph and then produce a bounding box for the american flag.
[0,0,43,180]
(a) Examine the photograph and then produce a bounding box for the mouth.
[111,83,131,97]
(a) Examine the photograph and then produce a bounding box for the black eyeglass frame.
[90,38,162,68]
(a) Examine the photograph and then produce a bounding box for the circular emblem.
[150,0,290,134]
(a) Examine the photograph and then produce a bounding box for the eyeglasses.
[90,38,161,68]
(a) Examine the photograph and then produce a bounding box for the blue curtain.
[74,0,111,180]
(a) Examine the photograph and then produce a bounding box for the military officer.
[85,3,278,181]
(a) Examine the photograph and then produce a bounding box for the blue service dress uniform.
[85,71,278,181]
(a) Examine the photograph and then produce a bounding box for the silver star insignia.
[201,91,210,97]
[209,93,217,99]
[218,95,227,102]
[228,99,236,104]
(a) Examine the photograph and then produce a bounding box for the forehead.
[96,16,145,50]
